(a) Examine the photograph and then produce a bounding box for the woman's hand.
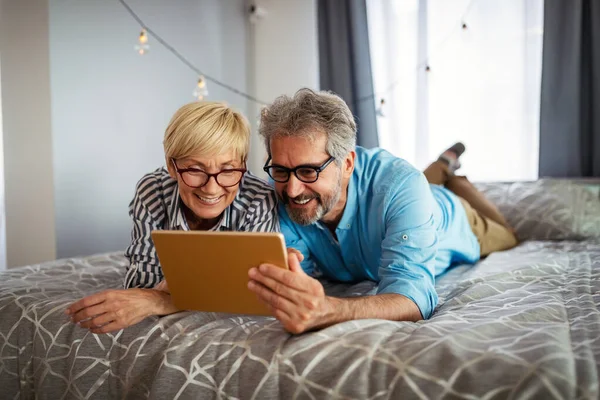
[65,287,178,334]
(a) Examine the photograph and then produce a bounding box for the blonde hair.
[164,101,250,162]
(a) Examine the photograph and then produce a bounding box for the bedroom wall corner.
[0,0,57,268]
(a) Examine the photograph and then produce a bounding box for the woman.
[66,102,279,333]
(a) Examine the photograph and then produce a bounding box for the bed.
[1,179,599,399]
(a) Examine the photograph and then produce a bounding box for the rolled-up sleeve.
[377,171,439,319]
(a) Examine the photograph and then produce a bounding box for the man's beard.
[280,173,343,226]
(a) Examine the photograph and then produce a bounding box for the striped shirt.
[124,167,279,288]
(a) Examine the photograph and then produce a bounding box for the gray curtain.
[539,0,600,177]
[318,0,379,148]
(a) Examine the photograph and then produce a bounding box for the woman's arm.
[124,173,169,288]
[66,172,178,334]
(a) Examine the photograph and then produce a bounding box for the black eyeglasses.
[171,159,246,188]
[263,156,335,183]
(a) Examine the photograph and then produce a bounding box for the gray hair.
[259,88,357,163]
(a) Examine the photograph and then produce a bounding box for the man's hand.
[65,288,177,334]
[286,247,304,263]
[248,249,333,334]
[154,279,170,293]
[248,249,424,333]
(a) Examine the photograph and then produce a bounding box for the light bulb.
[193,76,209,100]
[376,98,386,117]
[134,28,150,55]
[139,29,148,44]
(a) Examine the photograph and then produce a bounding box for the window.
[367,0,544,181]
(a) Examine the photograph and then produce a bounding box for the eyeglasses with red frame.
[171,158,246,188]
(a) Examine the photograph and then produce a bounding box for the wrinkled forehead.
[269,131,329,166]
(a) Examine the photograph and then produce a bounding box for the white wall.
[50,0,251,259]
[246,0,320,175]
[0,0,319,263]
[0,0,57,268]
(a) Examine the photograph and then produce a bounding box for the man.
[247,88,517,334]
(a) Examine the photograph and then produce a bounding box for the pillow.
[474,179,600,241]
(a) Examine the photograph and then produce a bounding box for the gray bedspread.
[1,239,599,399]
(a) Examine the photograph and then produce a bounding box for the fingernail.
[65,309,71,315]
[259,265,267,272]
[247,281,254,289]
[248,268,256,277]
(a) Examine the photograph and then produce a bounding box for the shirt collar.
[169,185,189,230]
[335,171,359,231]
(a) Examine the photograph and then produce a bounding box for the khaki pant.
[423,161,518,257]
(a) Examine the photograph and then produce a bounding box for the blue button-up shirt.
[279,146,480,318]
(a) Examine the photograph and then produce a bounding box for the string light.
[248,4,268,24]
[357,0,478,105]
[134,28,149,55]
[193,76,209,100]
[376,98,386,117]
[119,0,477,107]
[119,0,268,105]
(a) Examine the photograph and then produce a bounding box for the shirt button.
[347,224,351,228]
[402,234,409,240]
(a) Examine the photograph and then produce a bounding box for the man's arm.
[326,293,422,323]
[248,253,422,334]
[248,171,438,333]
[375,170,439,319]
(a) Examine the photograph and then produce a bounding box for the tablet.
[151,230,288,316]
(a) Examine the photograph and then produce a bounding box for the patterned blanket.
[1,239,599,399]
